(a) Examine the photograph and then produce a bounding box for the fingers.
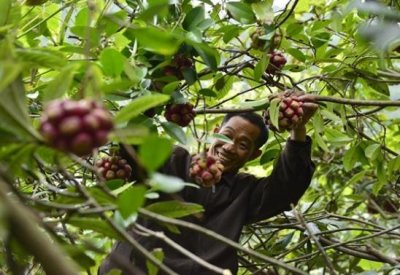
[302,102,319,110]
[297,94,317,102]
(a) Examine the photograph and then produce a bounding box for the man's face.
[209,116,261,173]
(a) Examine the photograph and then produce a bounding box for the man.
[99,94,318,274]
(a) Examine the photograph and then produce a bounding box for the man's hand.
[291,93,318,142]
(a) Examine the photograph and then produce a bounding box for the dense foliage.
[0,0,399,274]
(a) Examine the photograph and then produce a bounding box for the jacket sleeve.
[244,136,315,224]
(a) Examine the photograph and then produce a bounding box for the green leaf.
[117,185,147,219]
[347,170,367,186]
[0,78,41,141]
[269,98,280,130]
[226,2,256,24]
[287,48,306,62]
[146,201,204,218]
[43,63,79,102]
[160,121,187,145]
[114,94,170,124]
[162,81,180,95]
[192,43,219,71]
[314,131,329,152]
[252,1,274,23]
[67,218,121,239]
[138,0,169,21]
[260,148,280,165]
[343,144,361,171]
[146,248,164,275]
[198,88,217,97]
[182,6,205,31]
[388,156,400,175]
[324,128,353,144]
[139,135,173,172]
[129,27,182,55]
[254,52,269,81]
[100,48,127,77]
[149,173,186,193]
[124,64,148,84]
[15,48,66,69]
[364,143,381,161]
[320,109,341,122]
[0,0,11,27]
[218,25,241,43]
[64,245,96,269]
[111,125,150,144]
[182,67,197,85]
[0,62,23,93]
[241,99,270,110]
[210,133,234,144]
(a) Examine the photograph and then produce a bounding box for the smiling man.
[99,95,318,275]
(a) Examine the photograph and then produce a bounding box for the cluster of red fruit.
[266,51,287,74]
[263,93,304,132]
[164,103,196,127]
[163,53,194,80]
[251,28,287,75]
[96,156,132,181]
[39,99,113,156]
[189,154,224,187]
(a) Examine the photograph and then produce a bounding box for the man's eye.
[239,143,248,149]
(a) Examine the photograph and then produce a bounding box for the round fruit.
[164,103,196,127]
[39,99,113,156]
[189,154,224,188]
[263,92,304,132]
[96,156,132,181]
[173,53,193,69]
[163,65,183,80]
[266,51,287,74]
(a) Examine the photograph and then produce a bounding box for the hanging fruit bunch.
[189,153,224,188]
[39,99,113,156]
[96,156,133,181]
[164,103,196,127]
[263,91,304,132]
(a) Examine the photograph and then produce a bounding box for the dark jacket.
[99,137,315,275]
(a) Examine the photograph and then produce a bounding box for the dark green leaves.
[161,122,187,145]
[192,43,219,71]
[15,48,67,69]
[146,201,204,218]
[114,94,170,124]
[128,27,182,56]
[117,185,147,219]
[99,48,127,77]
[268,98,280,130]
[139,135,173,172]
[43,63,79,101]
[226,2,256,24]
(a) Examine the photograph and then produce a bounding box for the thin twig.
[139,209,307,275]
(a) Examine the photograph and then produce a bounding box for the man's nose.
[222,142,235,153]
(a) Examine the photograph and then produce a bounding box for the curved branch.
[139,209,307,275]
[0,178,79,275]
[195,95,400,114]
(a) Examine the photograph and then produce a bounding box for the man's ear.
[250,149,262,161]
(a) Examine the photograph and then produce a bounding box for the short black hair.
[221,112,268,149]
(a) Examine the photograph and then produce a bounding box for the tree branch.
[0,177,79,275]
[139,209,307,275]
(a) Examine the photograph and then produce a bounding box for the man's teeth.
[218,152,229,162]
